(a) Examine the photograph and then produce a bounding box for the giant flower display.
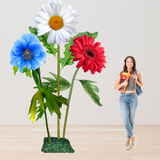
[69,35,106,74]
[10,0,106,153]
[10,33,46,72]
[34,0,78,45]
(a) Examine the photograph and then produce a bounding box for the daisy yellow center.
[49,16,64,30]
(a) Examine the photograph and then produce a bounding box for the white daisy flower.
[34,0,78,45]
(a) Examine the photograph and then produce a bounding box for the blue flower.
[10,33,46,73]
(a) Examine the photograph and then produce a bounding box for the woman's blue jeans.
[119,92,138,139]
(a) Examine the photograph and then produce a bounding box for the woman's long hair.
[120,56,137,74]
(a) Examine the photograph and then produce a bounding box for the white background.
[0,0,160,125]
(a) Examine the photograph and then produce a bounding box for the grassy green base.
[41,137,75,153]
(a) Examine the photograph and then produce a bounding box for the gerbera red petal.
[97,68,102,73]
[84,35,88,45]
[96,47,104,54]
[89,63,94,71]
[88,36,94,45]
[93,62,98,71]
[91,69,96,74]
[72,52,82,57]
[74,54,83,59]
[82,62,88,72]
[73,57,80,61]
[70,45,81,52]
[81,35,87,46]
[76,56,85,68]
[93,42,101,49]
[73,38,83,51]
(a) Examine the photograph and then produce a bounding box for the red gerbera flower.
[69,35,106,74]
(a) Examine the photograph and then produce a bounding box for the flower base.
[41,137,75,153]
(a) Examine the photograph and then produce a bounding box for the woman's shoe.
[124,141,131,150]
[130,137,137,150]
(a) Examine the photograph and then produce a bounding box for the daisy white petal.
[35,23,48,30]
[63,15,77,24]
[41,5,48,14]
[38,26,52,36]
[34,15,48,23]
[55,31,61,45]
[39,11,50,20]
[62,28,73,40]
[59,5,69,17]
[33,19,40,24]
[58,29,65,42]
[63,10,77,20]
[45,4,54,17]
[39,7,44,12]
[51,0,57,15]
[65,38,69,42]
[62,5,72,19]
[62,8,75,20]
[48,1,53,8]
[56,1,62,15]
[63,26,77,34]
[47,30,56,44]
[64,20,78,26]
[60,27,70,40]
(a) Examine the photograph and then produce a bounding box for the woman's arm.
[115,73,124,90]
[136,71,143,88]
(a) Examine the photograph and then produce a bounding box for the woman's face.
[126,58,133,69]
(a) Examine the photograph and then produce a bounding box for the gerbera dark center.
[21,49,33,60]
[87,50,94,57]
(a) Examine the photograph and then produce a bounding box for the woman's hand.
[122,80,129,86]
[133,75,138,82]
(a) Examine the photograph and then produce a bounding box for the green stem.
[44,110,51,143]
[63,68,79,138]
[36,68,51,144]
[57,45,60,140]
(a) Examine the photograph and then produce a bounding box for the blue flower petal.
[19,59,31,73]
[10,48,17,57]
[10,56,21,66]
[28,42,43,56]
[30,58,41,70]
[33,51,46,63]
[21,33,39,47]
[13,46,23,56]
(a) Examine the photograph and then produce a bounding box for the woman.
[114,56,143,150]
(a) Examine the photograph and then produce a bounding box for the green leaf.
[43,89,61,118]
[32,70,42,92]
[42,77,57,83]
[45,95,54,116]
[37,91,45,110]
[29,26,57,56]
[60,31,98,70]
[13,66,19,75]
[22,66,28,73]
[28,89,45,123]
[78,80,99,93]
[26,69,32,78]
[42,72,71,91]
[79,80,102,106]
[36,105,44,121]
[28,93,38,124]
[51,94,68,106]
